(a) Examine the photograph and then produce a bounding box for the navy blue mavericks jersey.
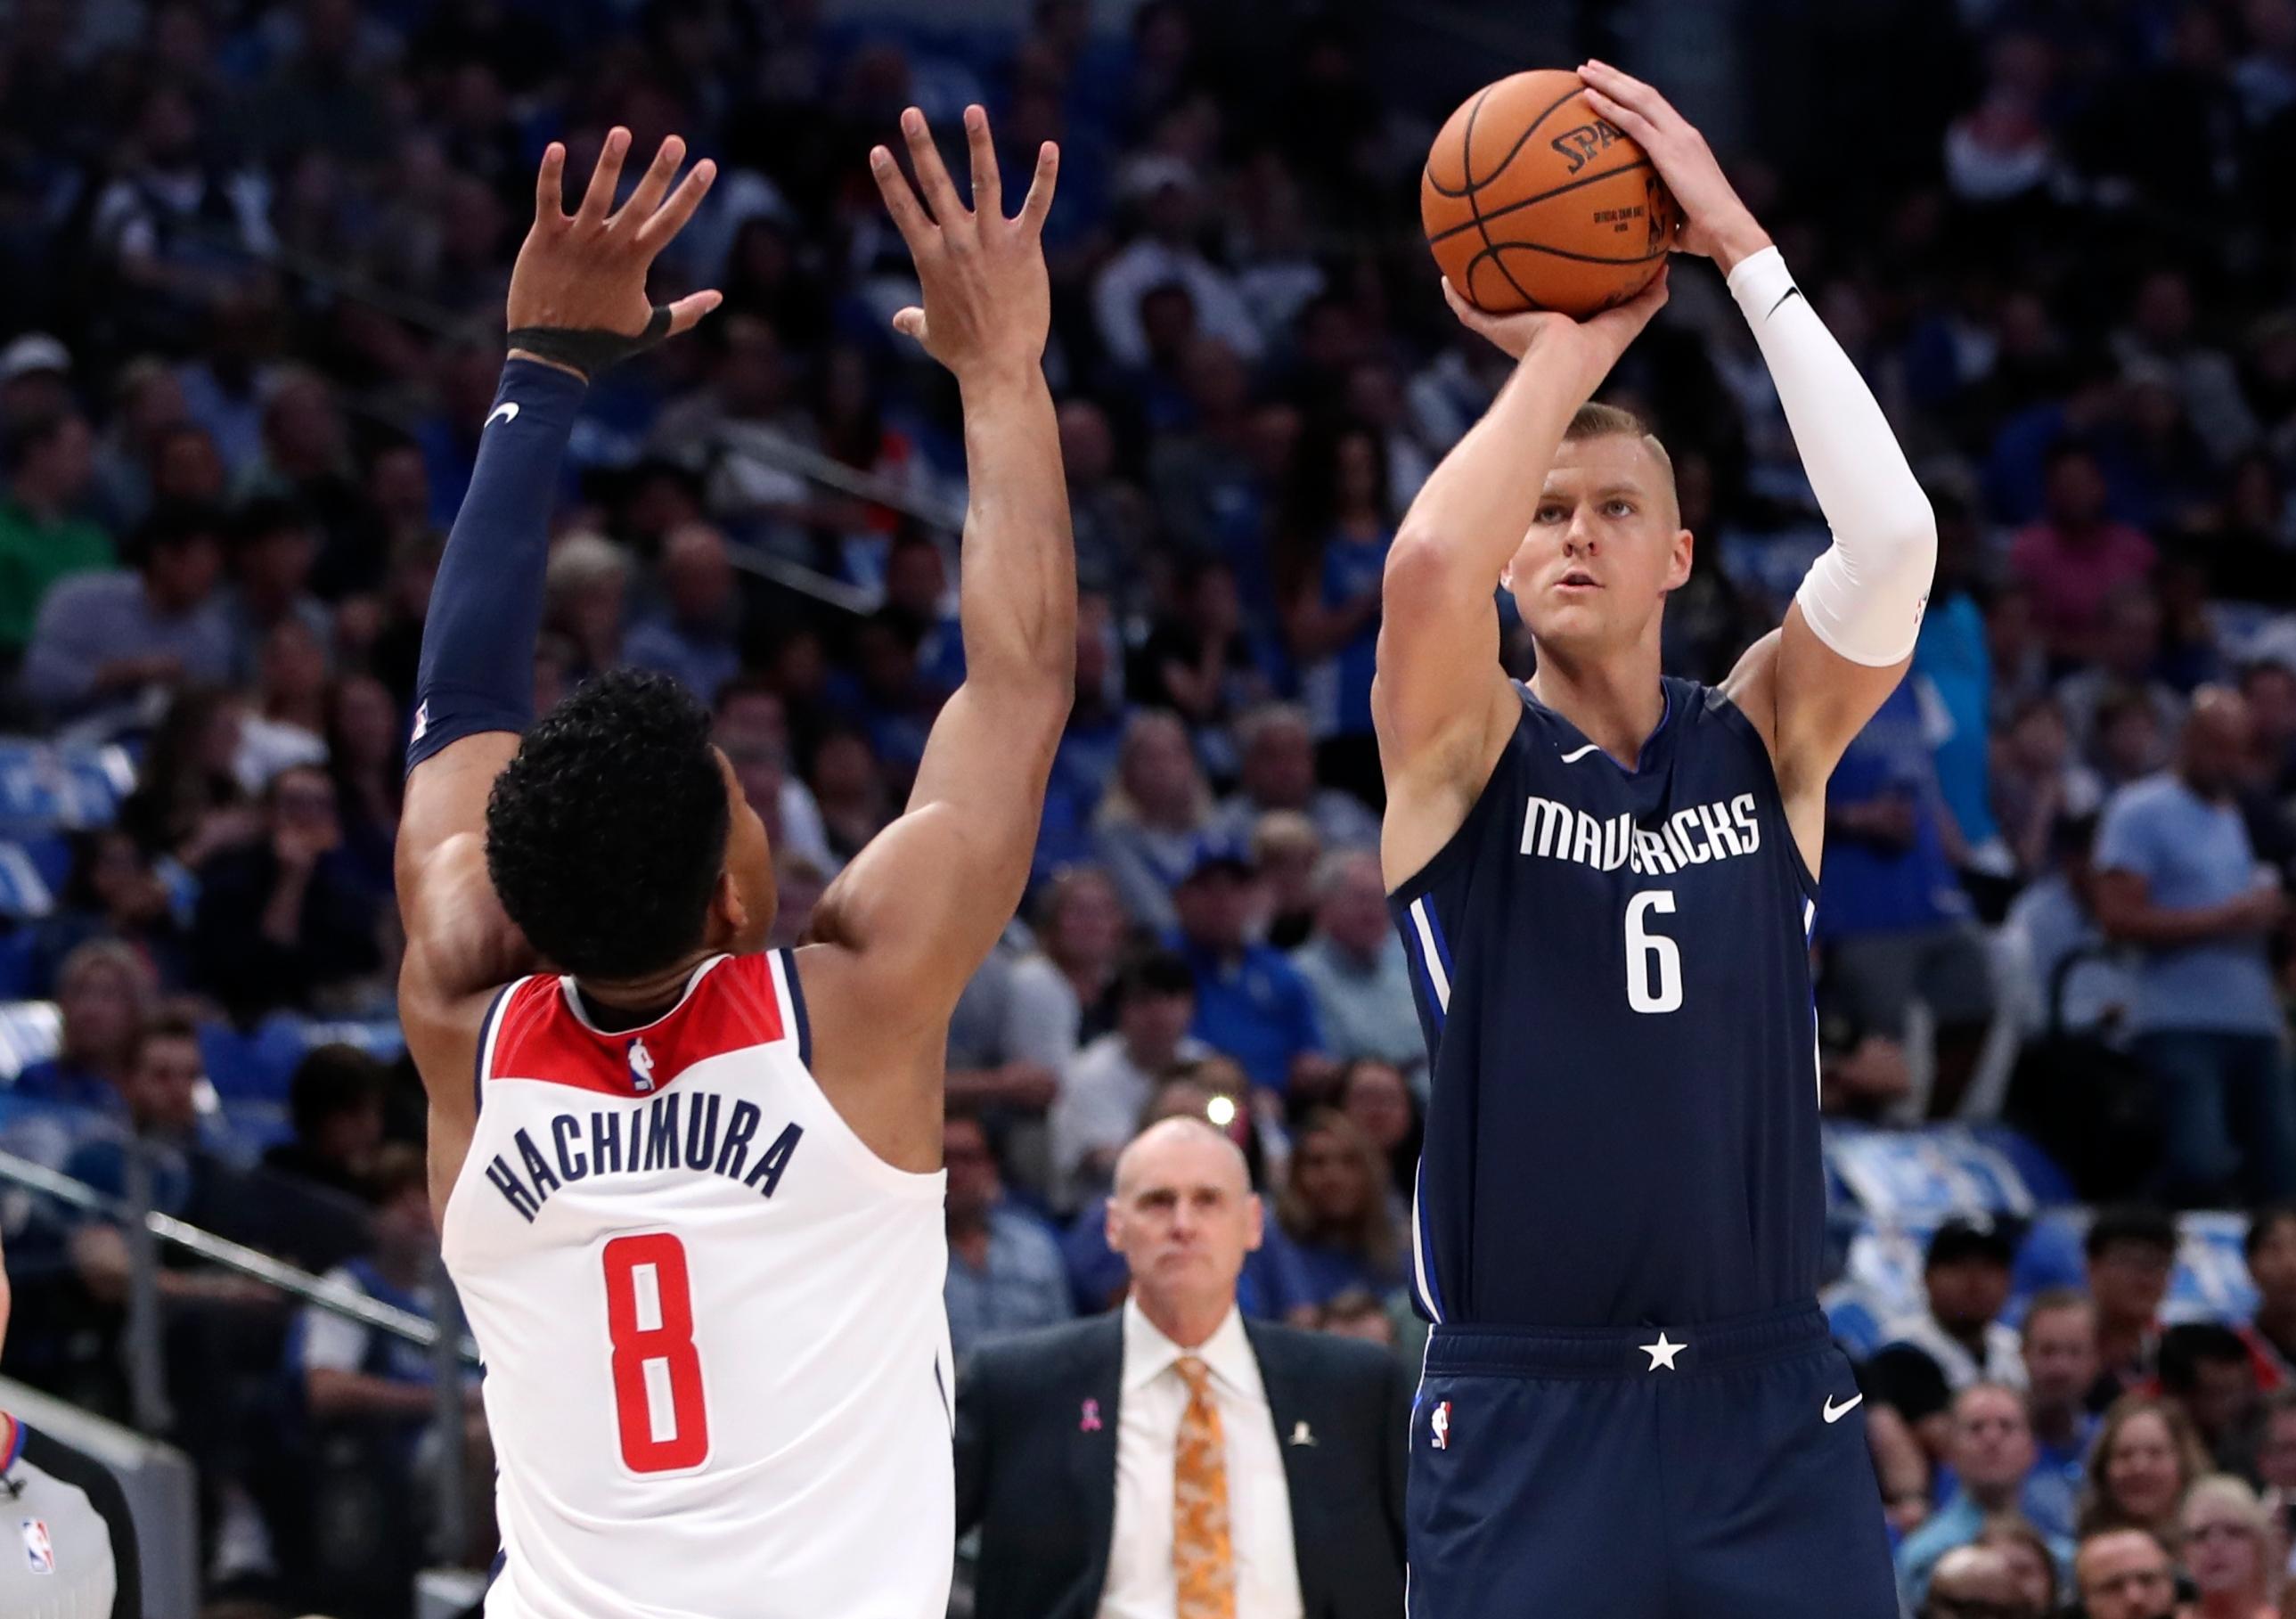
[1389,676,1825,1328]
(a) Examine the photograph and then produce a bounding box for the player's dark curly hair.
[486,668,731,982]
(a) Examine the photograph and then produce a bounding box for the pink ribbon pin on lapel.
[1079,1397,1103,1433]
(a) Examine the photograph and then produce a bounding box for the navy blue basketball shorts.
[1406,1303,1897,1619]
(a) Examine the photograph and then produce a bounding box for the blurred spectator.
[12,941,151,1116]
[1916,505,2007,879]
[2113,268,2259,468]
[1292,851,1423,1073]
[943,1114,1072,1359]
[1896,1384,2071,1608]
[2070,1526,2178,1619]
[2177,1474,2284,1619]
[1092,709,1214,933]
[1919,1544,2036,1619]
[260,1045,384,1203]
[1059,397,1154,609]
[2009,447,2157,663]
[1252,809,1321,951]
[2053,585,2184,767]
[1274,1111,1401,1312]
[63,1018,268,1304]
[2021,1290,2104,1525]
[1133,559,1270,776]
[1820,679,1997,1116]
[1992,699,2103,879]
[805,727,891,866]
[86,83,273,339]
[712,676,832,875]
[880,530,963,695]
[20,502,233,720]
[2087,1208,2181,1411]
[1877,1217,2028,1392]
[1336,1059,1419,1218]
[2253,1208,2296,1380]
[282,1144,486,1607]
[1002,865,1127,1074]
[221,499,329,685]
[2079,1394,2210,1541]
[238,618,331,788]
[2157,1322,2268,1481]
[1316,1288,1397,1349]
[1213,703,1380,853]
[1050,950,1206,1211]
[624,521,742,702]
[1278,423,1391,804]
[542,533,628,683]
[328,675,404,895]
[189,763,386,1023]
[2260,1390,2296,1537]
[0,407,111,662]
[118,685,259,870]
[26,830,191,996]
[2093,690,2296,1206]
[1975,1515,2062,1618]
[1998,812,2131,1038]
[1092,159,1263,371]
[1170,841,1329,1098]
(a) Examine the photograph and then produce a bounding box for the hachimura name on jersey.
[442,949,955,1619]
[1392,678,1827,1329]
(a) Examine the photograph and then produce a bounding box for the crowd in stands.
[5,0,2296,1613]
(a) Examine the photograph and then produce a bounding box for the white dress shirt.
[1099,1298,1304,1619]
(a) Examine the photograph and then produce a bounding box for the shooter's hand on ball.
[1440,263,1668,391]
[1577,60,1771,274]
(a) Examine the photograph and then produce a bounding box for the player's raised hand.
[1441,263,1668,397]
[1575,61,1772,274]
[508,129,722,359]
[870,104,1058,383]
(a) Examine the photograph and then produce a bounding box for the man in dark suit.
[956,1116,1409,1619]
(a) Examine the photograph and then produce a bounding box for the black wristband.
[505,306,675,380]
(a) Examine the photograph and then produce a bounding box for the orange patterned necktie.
[1173,1355,1236,1619]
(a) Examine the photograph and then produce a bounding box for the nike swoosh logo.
[1823,1394,1863,1424]
[1767,287,1802,320]
[1559,743,1600,764]
[486,402,519,429]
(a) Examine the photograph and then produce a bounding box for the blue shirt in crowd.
[1821,679,1973,939]
[1914,595,2000,853]
[1302,528,1391,741]
[1173,936,1326,1092]
[2096,772,2283,1035]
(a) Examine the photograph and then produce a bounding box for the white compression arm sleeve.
[1728,246,1937,667]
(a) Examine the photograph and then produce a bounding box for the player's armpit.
[1771,598,1916,799]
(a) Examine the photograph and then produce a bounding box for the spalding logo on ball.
[1422,69,1679,319]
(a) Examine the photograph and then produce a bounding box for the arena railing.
[0,1143,483,1570]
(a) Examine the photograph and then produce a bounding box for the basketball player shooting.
[394,110,1067,1618]
[1379,63,1929,1617]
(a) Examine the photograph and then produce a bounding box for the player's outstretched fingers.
[1580,86,1663,156]
[617,135,687,228]
[901,108,968,229]
[665,289,724,337]
[870,144,936,254]
[1017,142,1060,239]
[578,127,632,224]
[963,105,1000,219]
[635,158,718,254]
[534,143,568,225]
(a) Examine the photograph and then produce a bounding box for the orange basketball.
[1421,70,1678,318]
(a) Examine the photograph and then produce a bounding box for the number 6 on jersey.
[1624,890,1682,1014]
[603,1232,711,1473]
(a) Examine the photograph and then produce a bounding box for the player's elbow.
[1383,525,1470,621]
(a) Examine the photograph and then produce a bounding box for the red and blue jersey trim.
[484,953,791,1096]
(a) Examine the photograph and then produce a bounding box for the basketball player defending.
[1382,65,1924,1616]
[395,110,1067,1617]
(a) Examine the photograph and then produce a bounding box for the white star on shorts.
[1640,1332,1685,1371]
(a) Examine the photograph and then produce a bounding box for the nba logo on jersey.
[628,1037,656,1092]
[1430,1401,1450,1451]
[20,1518,53,1574]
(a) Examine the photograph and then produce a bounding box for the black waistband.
[1425,1302,1831,1380]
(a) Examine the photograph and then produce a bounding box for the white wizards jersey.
[441,949,953,1619]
